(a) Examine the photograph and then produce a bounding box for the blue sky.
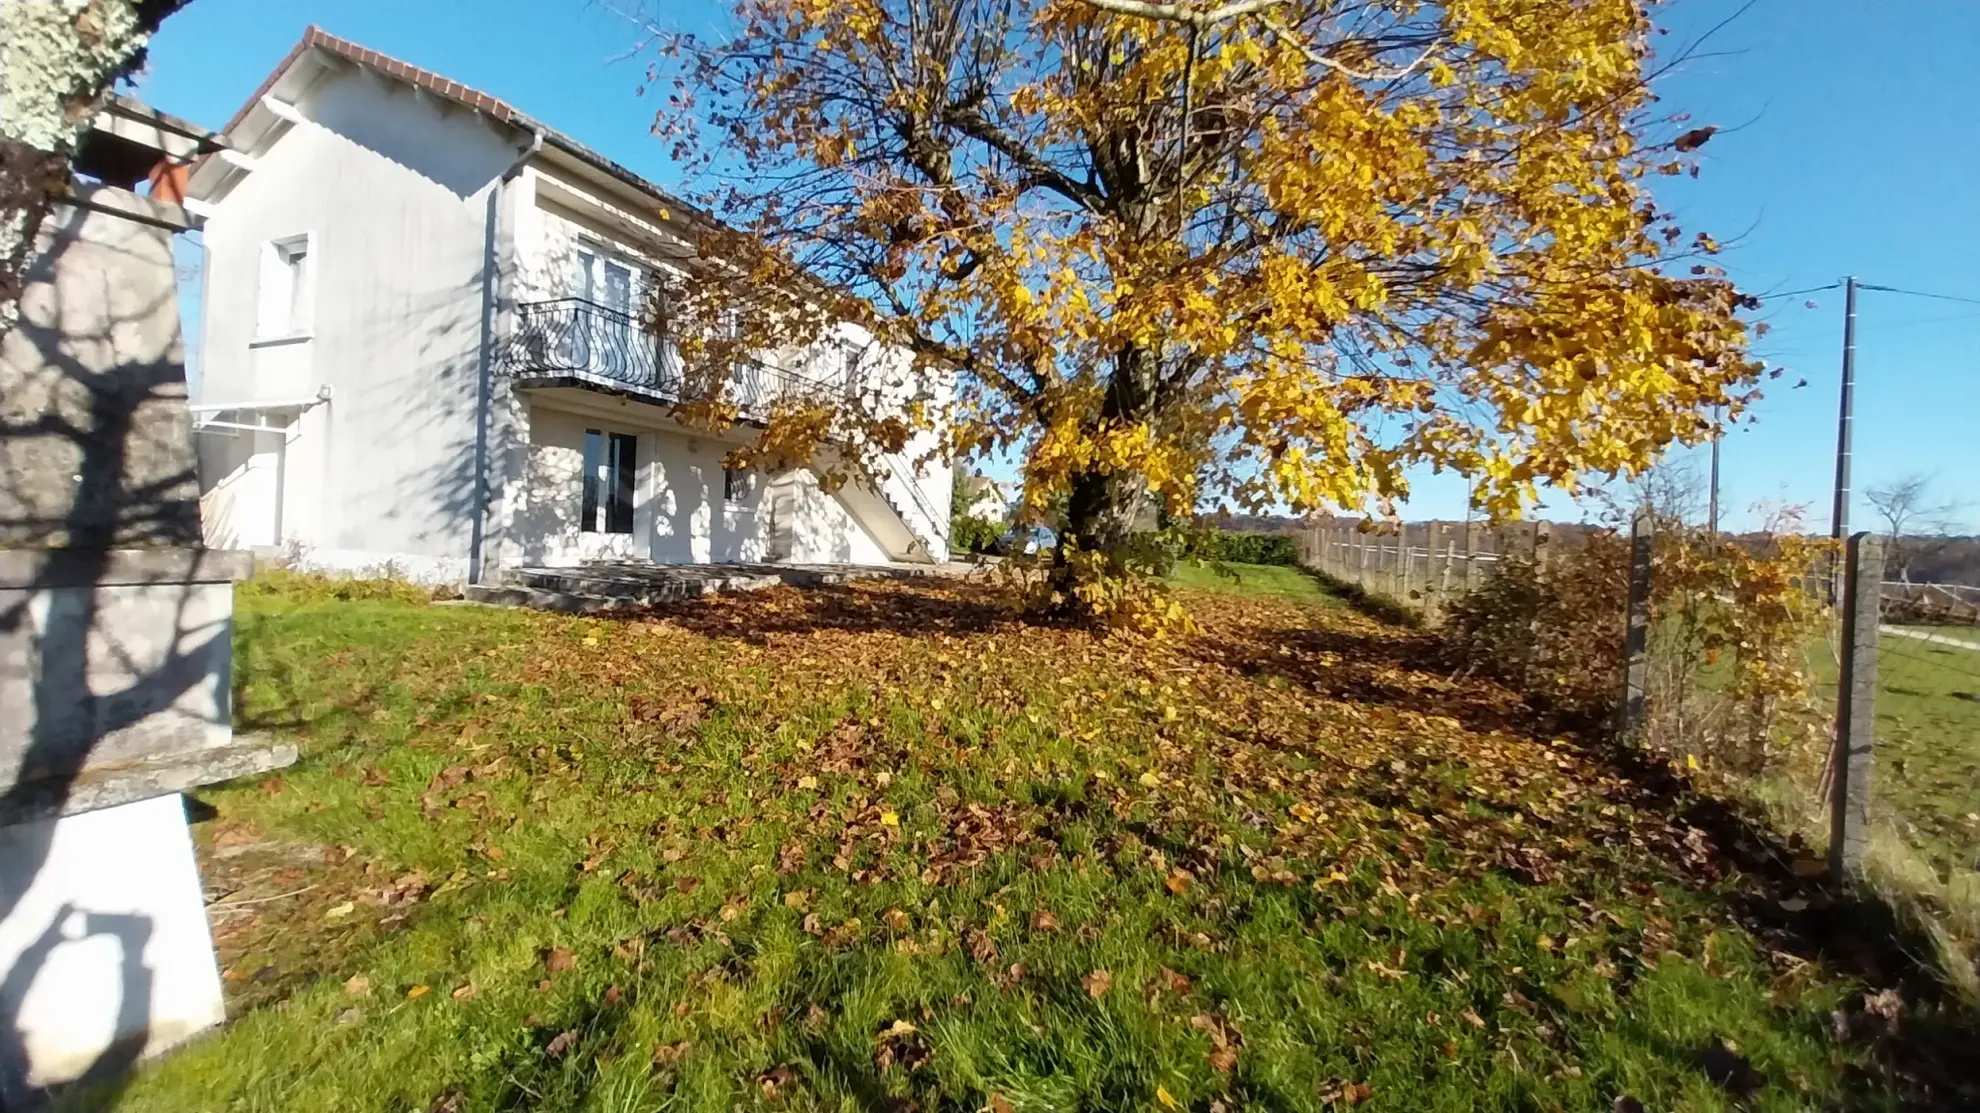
[136,0,1979,532]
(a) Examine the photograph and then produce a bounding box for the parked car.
[990,524,1058,556]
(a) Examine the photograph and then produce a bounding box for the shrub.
[950,512,1004,555]
[1443,522,1829,782]
[238,566,435,605]
[1180,530,1299,567]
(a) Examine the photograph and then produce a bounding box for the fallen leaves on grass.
[1083,969,1113,998]
[1320,1080,1373,1106]
[757,1064,797,1100]
[168,575,1912,1111]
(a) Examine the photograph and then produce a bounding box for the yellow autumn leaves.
[656,0,1763,561]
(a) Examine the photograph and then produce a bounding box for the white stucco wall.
[784,473,889,565]
[512,401,889,567]
[195,68,528,568]
[193,61,951,577]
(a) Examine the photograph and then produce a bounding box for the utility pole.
[1708,405,1722,539]
[1828,275,1858,603]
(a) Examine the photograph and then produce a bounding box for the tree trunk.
[1050,343,1158,601]
[1062,468,1146,567]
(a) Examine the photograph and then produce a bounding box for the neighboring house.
[960,475,1013,522]
[185,27,951,584]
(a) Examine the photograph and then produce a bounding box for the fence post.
[1399,524,1414,599]
[1392,527,1406,597]
[1535,521,1552,571]
[1440,533,1456,599]
[1828,531,1884,879]
[1462,520,1479,592]
[1617,509,1654,743]
[1357,526,1370,590]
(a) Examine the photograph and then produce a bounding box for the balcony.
[499,297,843,423]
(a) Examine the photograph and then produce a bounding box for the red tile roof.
[219,25,523,136]
[210,25,713,228]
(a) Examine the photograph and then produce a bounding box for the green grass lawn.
[1799,626,1980,877]
[82,576,1961,1111]
[1864,630,1980,872]
[1166,560,1334,600]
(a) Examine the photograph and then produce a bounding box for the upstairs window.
[724,467,754,503]
[581,429,637,534]
[256,234,313,339]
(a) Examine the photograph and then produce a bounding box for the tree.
[642,0,1768,611]
[2,0,190,331]
[1864,472,1959,582]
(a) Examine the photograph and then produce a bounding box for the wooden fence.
[1294,518,1558,615]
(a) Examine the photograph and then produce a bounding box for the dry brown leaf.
[544,946,576,974]
[545,1028,579,1057]
[343,974,372,997]
[1082,968,1113,998]
[1031,910,1059,932]
[757,1064,796,1100]
[450,982,476,1001]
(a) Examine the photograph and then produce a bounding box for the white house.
[959,474,1014,522]
[184,27,952,586]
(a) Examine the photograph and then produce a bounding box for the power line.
[1858,282,1980,307]
[1753,282,1842,301]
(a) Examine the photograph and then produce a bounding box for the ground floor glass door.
[578,427,640,562]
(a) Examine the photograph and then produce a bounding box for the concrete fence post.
[1395,526,1409,597]
[1462,520,1480,592]
[1617,509,1654,743]
[1828,531,1884,879]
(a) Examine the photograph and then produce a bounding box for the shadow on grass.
[1595,745,1980,1111]
[631,583,1057,646]
[1183,614,1532,739]
[1296,565,1423,628]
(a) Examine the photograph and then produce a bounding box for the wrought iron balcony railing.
[500,297,845,422]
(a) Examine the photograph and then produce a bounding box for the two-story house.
[185,27,952,586]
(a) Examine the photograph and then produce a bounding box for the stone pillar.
[0,98,292,1099]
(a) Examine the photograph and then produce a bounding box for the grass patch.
[88,579,1978,1111]
[1166,560,1334,600]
